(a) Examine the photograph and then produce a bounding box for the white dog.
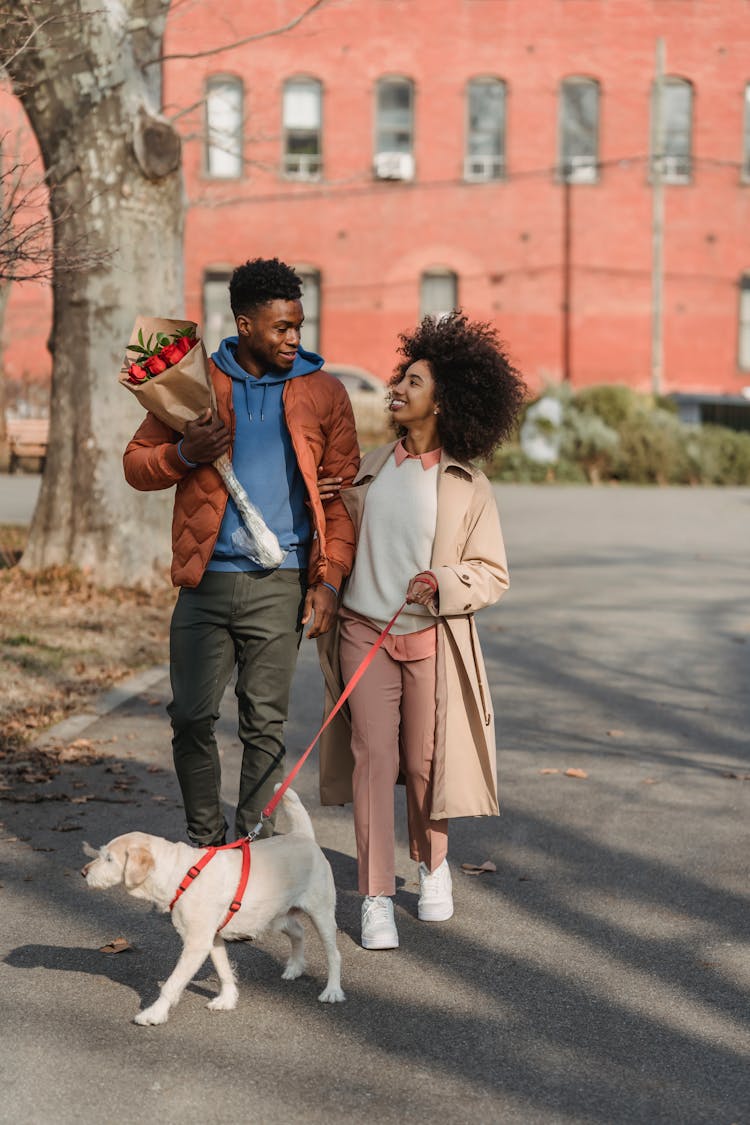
[81,788,345,1025]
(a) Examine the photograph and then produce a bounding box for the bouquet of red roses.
[120,316,284,568]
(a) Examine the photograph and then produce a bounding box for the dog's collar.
[169,838,251,932]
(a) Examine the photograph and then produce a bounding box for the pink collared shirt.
[393,440,442,471]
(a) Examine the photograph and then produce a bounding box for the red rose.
[143,354,168,375]
[178,335,197,356]
[159,341,186,367]
[127,363,149,383]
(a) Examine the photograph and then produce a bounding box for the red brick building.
[4,0,750,403]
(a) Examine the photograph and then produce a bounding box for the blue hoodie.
[207,337,324,572]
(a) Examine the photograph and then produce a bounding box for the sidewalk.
[1,485,749,1125]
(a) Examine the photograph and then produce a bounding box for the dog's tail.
[276,785,316,839]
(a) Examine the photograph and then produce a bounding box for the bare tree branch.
[0,134,110,283]
[152,0,328,65]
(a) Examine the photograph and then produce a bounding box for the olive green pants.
[168,568,306,846]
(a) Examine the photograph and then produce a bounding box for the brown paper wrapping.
[119,316,215,433]
[119,315,285,567]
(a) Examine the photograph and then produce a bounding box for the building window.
[283,78,322,180]
[652,77,693,183]
[559,77,599,183]
[743,84,750,181]
[739,275,750,371]
[374,77,415,180]
[420,270,457,321]
[203,271,235,352]
[205,76,243,178]
[296,266,321,353]
[465,78,506,181]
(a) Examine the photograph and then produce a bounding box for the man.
[124,258,359,845]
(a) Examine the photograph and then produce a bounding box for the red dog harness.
[169,838,251,932]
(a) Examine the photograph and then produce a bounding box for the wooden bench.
[7,417,49,473]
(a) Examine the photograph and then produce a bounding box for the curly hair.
[392,312,527,463]
[229,257,303,317]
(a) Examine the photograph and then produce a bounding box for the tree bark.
[4,0,182,585]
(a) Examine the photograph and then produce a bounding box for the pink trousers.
[339,615,448,896]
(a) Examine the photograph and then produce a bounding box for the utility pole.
[651,37,665,396]
[562,170,572,382]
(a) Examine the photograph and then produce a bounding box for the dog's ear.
[82,841,99,859]
[123,845,155,889]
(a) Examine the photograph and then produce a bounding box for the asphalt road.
[1,485,749,1125]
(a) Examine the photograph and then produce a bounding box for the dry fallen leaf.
[99,937,132,954]
[564,768,588,780]
[539,768,560,775]
[460,860,497,876]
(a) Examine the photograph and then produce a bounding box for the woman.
[318,313,525,950]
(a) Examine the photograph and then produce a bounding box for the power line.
[189,152,750,210]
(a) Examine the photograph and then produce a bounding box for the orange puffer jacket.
[123,359,360,589]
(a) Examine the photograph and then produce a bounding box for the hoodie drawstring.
[243,380,269,422]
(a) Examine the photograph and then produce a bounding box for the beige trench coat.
[317,441,509,819]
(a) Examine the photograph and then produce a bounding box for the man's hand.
[302,584,337,638]
[181,409,231,463]
[317,467,343,503]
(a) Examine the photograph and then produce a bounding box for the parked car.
[324,363,391,440]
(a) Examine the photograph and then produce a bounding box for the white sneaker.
[361,895,399,949]
[418,859,453,921]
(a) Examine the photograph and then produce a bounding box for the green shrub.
[484,444,552,483]
[487,384,750,486]
[574,384,643,428]
[687,424,750,485]
[613,407,691,484]
[559,409,620,483]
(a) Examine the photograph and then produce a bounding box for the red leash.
[169,837,251,931]
[251,599,408,836]
[169,600,407,922]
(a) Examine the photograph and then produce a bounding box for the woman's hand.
[405,571,438,606]
[317,467,343,503]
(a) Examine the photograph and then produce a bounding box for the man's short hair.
[229,258,303,317]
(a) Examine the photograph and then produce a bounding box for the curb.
[34,663,170,747]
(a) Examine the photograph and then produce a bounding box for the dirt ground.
[0,561,175,764]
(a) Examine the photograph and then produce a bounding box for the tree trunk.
[5,0,182,585]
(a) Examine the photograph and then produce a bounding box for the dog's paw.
[133,1003,170,1026]
[281,961,305,981]
[318,985,346,1003]
[207,989,238,1012]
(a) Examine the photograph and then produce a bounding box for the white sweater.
[342,451,438,633]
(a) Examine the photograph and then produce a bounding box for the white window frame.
[652,76,693,185]
[420,269,458,321]
[374,76,415,178]
[283,77,323,181]
[739,275,750,371]
[202,270,236,353]
[205,76,243,179]
[296,265,321,353]
[559,77,600,184]
[465,77,506,183]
